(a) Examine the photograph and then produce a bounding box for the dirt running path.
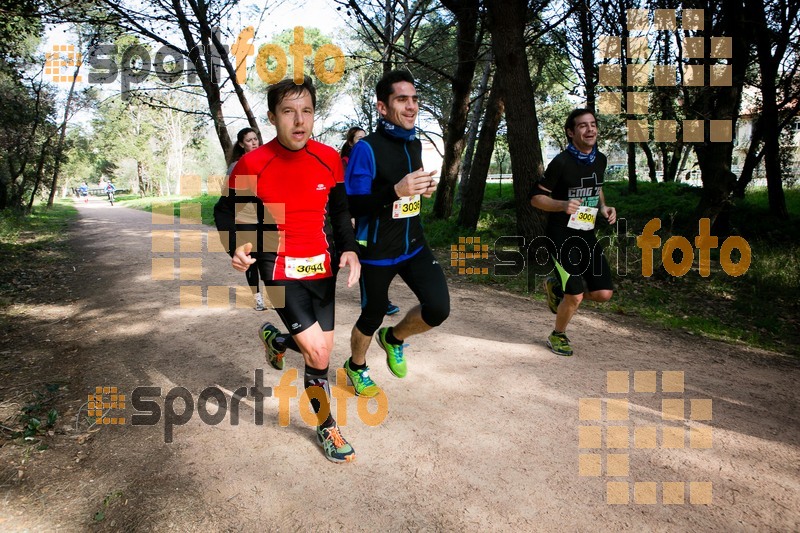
[1,198,798,531]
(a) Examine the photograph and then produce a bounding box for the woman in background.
[340,126,366,167]
[229,127,265,310]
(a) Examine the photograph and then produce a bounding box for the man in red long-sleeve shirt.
[214,76,360,463]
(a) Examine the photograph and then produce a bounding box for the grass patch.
[117,194,219,225]
[4,383,63,444]
[0,201,78,251]
[430,183,800,356]
[0,200,78,323]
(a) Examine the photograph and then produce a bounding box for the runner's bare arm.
[530,184,582,214]
[598,189,616,224]
[339,251,360,288]
[231,242,256,272]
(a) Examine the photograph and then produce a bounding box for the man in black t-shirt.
[531,108,617,356]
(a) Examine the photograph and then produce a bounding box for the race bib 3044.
[285,254,327,278]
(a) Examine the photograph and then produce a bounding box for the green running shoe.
[544,276,562,314]
[377,327,407,378]
[259,322,286,370]
[343,358,380,397]
[316,422,355,463]
[547,331,573,356]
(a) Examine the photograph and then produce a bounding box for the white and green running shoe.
[343,358,380,397]
[316,422,355,463]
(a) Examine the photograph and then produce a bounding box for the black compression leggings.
[355,246,450,336]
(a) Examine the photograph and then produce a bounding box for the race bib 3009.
[567,205,598,231]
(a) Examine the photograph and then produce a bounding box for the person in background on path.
[78,182,89,203]
[105,181,116,204]
[228,127,265,310]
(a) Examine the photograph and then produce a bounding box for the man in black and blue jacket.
[343,70,450,397]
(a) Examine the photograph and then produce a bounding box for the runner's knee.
[421,299,449,327]
[304,343,330,369]
[590,289,613,302]
[355,314,383,338]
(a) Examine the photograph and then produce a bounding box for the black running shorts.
[547,226,614,296]
[262,276,336,334]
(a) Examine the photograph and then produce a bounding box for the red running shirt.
[227,139,344,281]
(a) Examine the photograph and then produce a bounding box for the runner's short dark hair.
[564,108,596,142]
[268,76,317,114]
[376,70,415,105]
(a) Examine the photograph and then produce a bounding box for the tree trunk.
[457,86,504,230]
[0,173,8,211]
[734,141,765,197]
[432,0,480,219]
[26,143,49,213]
[14,79,46,209]
[694,145,738,224]
[677,144,691,179]
[486,0,546,240]
[691,0,749,224]
[763,131,787,218]
[576,0,596,111]
[616,6,638,193]
[383,0,394,73]
[171,0,232,159]
[208,27,261,151]
[640,142,657,182]
[750,0,788,218]
[7,160,24,208]
[137,160,146,197]
[627,143,637,192]
[663,142,686,182]
[458,59,492,203]
[47,61,80,207]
